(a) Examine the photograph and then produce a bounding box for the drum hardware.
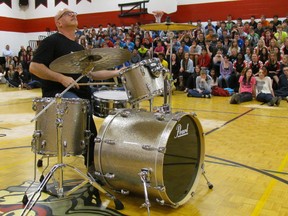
[154,185,165,192]
[201,164,214,189]
[94,171,115,179]
[22,72,124,215]
[104,139,116,145]
[156,198,165,205]
[142,145,166,153]
[138,168,152,216]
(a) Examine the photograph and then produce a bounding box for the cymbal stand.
[160,32,174,114]
[21,73,124,216]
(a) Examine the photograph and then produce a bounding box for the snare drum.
[94,109,205,207]
[92,90,129,118]
[31,97,89,156]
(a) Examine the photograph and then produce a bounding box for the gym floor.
[0,83,287,216]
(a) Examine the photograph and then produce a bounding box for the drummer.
[29,8,121,174]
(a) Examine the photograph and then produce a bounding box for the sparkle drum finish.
[94,109,205,207]
[120,58,166,104]
[31,97,89,156]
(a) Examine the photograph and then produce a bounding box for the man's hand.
[59,75,79,89]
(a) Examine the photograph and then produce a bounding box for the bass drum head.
[162,113,204,205]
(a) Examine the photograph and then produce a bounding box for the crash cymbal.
[140,22,197,31]
[49,48,131,74]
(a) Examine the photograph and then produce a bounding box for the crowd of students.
[1,14,288,105]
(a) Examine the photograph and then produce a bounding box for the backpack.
[211,86,230,97]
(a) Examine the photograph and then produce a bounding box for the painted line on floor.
[251,152,288,216]
[206,155,288,185]
[205,108,254,135]
[205,159,288,176]
[0,146,30,151]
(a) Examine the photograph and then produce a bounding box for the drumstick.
[78,82,116,86]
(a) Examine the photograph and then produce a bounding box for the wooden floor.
[0,83,287,216]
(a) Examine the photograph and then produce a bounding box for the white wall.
[0,31,48,57]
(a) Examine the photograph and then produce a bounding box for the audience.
[1,14,287,104]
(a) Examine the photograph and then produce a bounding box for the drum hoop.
[155,113,205,206]
[93,90,128,101]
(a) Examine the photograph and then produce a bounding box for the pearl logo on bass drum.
[174,123,189,138]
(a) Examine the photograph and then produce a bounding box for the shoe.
[275,97,281,106]
[23,83,32,90]
[184,88,188,93]
[234,94,241,104]
[230,94,240,104]
[268,97,278,106]
[230,94,237,104]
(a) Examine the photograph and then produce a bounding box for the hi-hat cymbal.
[140,22,197,31]
[49,48,132,74]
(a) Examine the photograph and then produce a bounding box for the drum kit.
[21,22,213,216]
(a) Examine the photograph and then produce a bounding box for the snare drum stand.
[21,74,124,216]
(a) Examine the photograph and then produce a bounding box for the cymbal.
[49,48,132,74]
[140,22,197,31]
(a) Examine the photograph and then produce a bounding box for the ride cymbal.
[49,48,132,74]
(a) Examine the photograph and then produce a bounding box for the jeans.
[239,92,253,103]
[256,92,273,103]
[188,89,211,98]
[218,75,230,88]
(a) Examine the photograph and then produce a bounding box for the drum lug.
[156,198,165,205]
[94,137,101,143]
[154,113,165,121]
[63,140,67,148]
[120,110,131,117]
[94,171,115,179]
[33,130,42,138]
[154,185,166,192]
[41,140,46,149]
[104,139,116,145]
[32,103,37,111]
[142,145,166,153]
[117,189,130,195]
[80,140,86,149]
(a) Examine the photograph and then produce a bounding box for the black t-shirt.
[32,33,91,100]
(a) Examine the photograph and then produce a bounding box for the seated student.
[187,70,212,98]
[184,65,201,92]
[230,67,256,104]
[255,67,281,106]
[0,65,6,84]
[219,54,233,88]
[275,66,288,100]
[7,64,30,88]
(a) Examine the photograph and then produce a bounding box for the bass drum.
[94,109,205,207]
